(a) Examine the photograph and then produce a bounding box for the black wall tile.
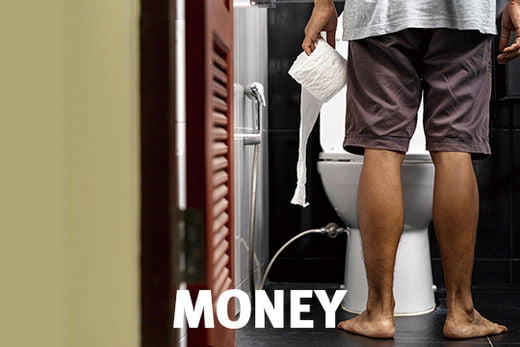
[506,58,520,97]
[431,259,511,289]
[267,2,346,284]
[428,224,440,258]
[491,104,511,129]
[513,260,520,287]
[267,3,313,131]
[431,259,444,288]
[473,129,512,259]
[269,257,346,284]
[472,260,511,289]
[513,129,520,258]
[267,130,345,283]
[513,103,520,128]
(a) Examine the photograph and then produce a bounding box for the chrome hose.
[248,142,260,303]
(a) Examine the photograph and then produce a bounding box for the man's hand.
[498,0,520,64]
[302,1,338,56]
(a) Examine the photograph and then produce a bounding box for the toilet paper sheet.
[288,39,348,207]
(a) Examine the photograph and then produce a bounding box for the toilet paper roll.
[288,39,348,207]
[289,39,347,103]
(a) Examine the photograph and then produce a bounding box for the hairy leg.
[337,149,405,338]
[430,151,507,339]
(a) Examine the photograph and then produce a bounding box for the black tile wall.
[267,130,346,282]
[513,260,520,287]
[472,260,511,288]
[513,129,520,259]
[431,259,512,289]
[473,129,512,259]
[431,259,444,288]
[514,104,520,128]
[428,225,440,258]
[490,99,512,128]
[267,2,346,283]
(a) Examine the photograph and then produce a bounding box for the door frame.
[140,0,236,346]
[140,0,180,346]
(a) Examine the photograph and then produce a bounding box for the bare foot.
[337,310,395,339]
[443,309,508,339]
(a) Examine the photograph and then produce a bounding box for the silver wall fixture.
[249,0,316,8]
[235,82,266,145]
[249,0,275,7]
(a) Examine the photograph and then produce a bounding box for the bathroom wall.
[0,4,69,345]
[0,1,140,346]
[234,7,270,294]
[62,1,141,342]
[266,2,346,283]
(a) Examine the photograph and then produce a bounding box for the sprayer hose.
[258,229,323,290]
[248,143,260,301]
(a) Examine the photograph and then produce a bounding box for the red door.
[186,0,235,346]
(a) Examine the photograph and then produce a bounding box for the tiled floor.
[237,283,520,346]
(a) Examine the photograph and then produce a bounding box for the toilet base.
[342,227,436,316]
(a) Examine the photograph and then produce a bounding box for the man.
[303,0,520,339]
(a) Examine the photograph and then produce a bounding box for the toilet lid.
[319,151,431,162]
[319,16,430,161]
[320,151,362,161]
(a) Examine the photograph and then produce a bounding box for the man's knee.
[429,151,472,167]
[365,148,405,162]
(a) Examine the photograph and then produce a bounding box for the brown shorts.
[343,28,493,159]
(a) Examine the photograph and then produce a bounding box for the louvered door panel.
[186,0,234,346]
[208,37,235,347]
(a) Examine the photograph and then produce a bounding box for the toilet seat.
[319,151,432,163]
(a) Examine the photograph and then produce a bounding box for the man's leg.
[337,149,405,338]
[430,151,507,339]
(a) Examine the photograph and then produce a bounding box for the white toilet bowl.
[317,152,436,315]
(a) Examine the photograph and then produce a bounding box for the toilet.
[317,38,436,316]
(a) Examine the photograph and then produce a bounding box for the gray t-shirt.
[342,0,497,41]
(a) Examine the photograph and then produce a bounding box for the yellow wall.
[0,1,140,347]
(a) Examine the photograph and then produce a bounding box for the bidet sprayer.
[245,82,266,107]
